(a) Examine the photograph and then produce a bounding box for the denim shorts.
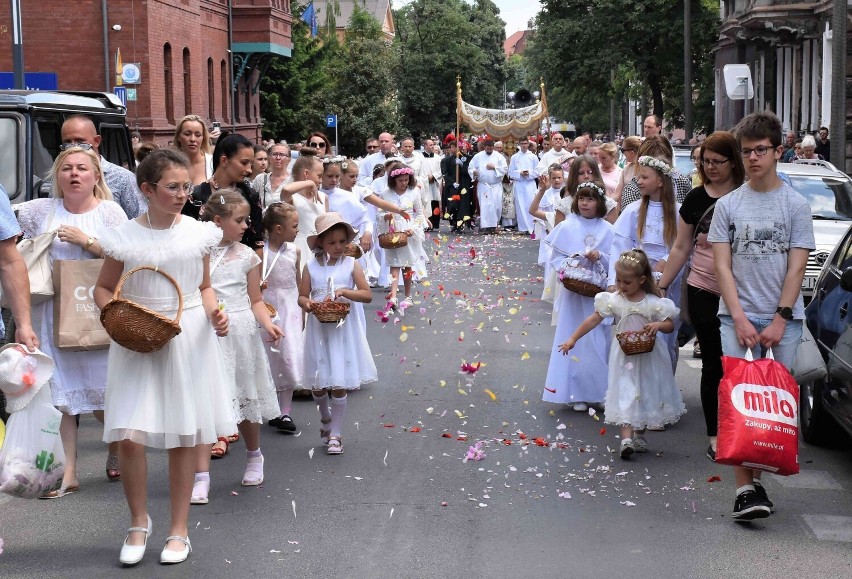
[718,315,802,371]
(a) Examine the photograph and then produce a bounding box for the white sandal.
[241,454,264,486]
[190,477,210,505]
[326,436,343,455]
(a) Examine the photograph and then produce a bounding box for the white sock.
[247,448,261,458]
[312,392,332,422]
[278,388,294,416]
[195,471,209,483]
[736,484,755,496]
[329,395,348,438]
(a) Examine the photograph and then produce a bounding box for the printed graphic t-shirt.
[707,181,814,319]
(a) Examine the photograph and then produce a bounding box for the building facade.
[0,0,293,144]
[713,0,849,169]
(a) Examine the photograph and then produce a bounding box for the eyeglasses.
[620,147,637,153]
[271,152,289,158]
[701,158,729,168]
[60,142,94,151]
[309,141,326,148]
[366,145,379,150]
[740,145,774,158]
[149,181,193,196]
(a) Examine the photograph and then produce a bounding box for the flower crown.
[618,251,643,266]
[321,155,347,165]
[576,181,605,197]
[389,167,415,177]
[637,155,674,176]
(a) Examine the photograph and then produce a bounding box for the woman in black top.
[659,132,745,460]
[183,133,265,248]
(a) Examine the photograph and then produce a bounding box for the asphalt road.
[2,229,851,578]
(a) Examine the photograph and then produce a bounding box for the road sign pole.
[11,0,25,89]
[335,124,338,156]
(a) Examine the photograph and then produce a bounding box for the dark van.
[0,90,134,203]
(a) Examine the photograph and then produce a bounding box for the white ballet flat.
[160,535,192,564]
[119,514,152,566]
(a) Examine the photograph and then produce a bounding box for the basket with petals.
[378,223,410,249]
[558,256,607,297]
[100,266,183,353]
[616,330,656,355]
[344,243,364,258]
[310,299,351,323]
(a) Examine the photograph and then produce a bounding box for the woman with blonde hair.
[173,115,213,185]
[15,145,128,495]
[598,142,623,198]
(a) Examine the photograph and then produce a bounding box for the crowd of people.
[0,108,816,566]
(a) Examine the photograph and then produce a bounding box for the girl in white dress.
[16,147,127,496]
[298,213,377,455]
[542,183,614,411]
[260,202,304,433]
[376,164,428,313]
[560,249,685,459]
[609,156,683,372]
[282,155,328,260]
[95,150,233,565]
[193,190,283,499]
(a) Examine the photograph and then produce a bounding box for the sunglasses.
[60,142,94,151]
[309,141,327,148]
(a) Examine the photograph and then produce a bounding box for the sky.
[392,1,541,36]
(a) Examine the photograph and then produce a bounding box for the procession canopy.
[457,79,548,140]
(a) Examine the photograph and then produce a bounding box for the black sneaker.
[277,414,297,434]
[752,483,775,513]
[268,416,285,429]
[706,446,716,462]
[732,490,771,521]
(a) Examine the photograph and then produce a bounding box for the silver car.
[779,160,852,300]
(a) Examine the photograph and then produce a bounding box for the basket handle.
[112,265,184,325]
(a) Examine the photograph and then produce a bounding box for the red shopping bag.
[716,349,799,475]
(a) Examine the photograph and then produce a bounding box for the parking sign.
[326,114,337,128]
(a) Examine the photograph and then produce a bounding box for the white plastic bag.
[0,387,65,498]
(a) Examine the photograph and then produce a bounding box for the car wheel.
[800,377,843,446]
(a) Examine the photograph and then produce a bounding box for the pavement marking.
[802,515,852,542]
[683,360,702,369]
[769,469,843,490]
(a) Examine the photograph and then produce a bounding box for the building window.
[164,43,174,124]
[208,58,215,122]
[221,59,228,124]
[183,48,192,117]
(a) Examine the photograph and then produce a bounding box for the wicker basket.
[100,266,183,353]
[310,300,351,323]
[264,301,278,319]
[344,243,364,258]
[378,231,409,249]
[561,277,603,297]
[616,330,656,356]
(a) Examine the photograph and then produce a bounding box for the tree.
[394,0,507,141]
[526,0,719,133]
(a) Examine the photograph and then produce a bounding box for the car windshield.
[786,174,852,221]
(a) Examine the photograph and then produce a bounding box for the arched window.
[221,59,229,124]
[164,43,174,124]
[183,48,192,117]
[207,58,215,121]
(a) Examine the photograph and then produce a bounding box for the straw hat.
[307,212,358,251]
[0,344,55,413]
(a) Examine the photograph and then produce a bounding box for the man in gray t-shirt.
[709,111,814,523]
[0,185,38,350]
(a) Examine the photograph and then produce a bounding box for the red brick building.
[0,0,293,144]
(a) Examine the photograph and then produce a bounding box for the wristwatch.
[85,237,95,250]
[776,306,793,320]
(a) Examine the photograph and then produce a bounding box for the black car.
[801,226,852,443]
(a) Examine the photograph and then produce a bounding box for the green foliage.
[394,0,508,141]
[527,0,720,133]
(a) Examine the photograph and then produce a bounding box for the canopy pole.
[541,78,550,138]
[456,76,462,185]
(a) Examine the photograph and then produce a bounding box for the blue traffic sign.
[0,71,58,90]
[113,86,127,106]
[326,114,337,128]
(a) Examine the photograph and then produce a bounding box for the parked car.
[779,160,852,300]
[802,226,852,443]
[0,90,133,204]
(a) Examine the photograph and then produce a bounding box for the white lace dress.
[303,256,377,390]
[16,198,127,414]
[99,218,238,448]
[376,188,428,278]
[293,191,327,262]
[210,242,279,423]
[261,243,304,390]
[594,292,686,429]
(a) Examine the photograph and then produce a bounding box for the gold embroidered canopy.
[456,78,549,139]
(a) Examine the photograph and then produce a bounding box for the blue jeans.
[718,315,802,370]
